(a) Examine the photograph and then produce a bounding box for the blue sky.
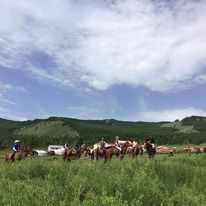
[0,0,206,121]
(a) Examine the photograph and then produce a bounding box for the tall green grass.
[0,154,206,206]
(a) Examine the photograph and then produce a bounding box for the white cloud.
[0,81,27,120]
[0,81,26,93]
[27,66,72,87]
[0,80,26,105]
[0,0,206,92]
[0,93,16,105]
[0,106,27,121]
[136,107,206,122]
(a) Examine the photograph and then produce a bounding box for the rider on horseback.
[11,140,21,160]
[132,139,138,148]
[74,142,81,158]
[63,142,70,159]
[145,135,155,149]
[100,138,106,149]
[65,143,70,149]
[114,136,121,151]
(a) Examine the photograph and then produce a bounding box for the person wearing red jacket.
[114,136,121,152]
[114,136,120,146]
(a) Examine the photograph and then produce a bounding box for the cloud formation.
[0,106,27,121]
[136,107,206,122]
[0,81,26,94]
[0,80,27,119]
[0,0,206,92]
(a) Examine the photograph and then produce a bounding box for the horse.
[80,145,92,159]
[183,147,201,155]
[131,143,143,159]
[91,147,101,160]
[5,148,33,163]
[119,142,131,160]
[104,146,119,163]
[63,147,77,162]
[144,141,156,159]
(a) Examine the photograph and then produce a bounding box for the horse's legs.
[120,154,124,160]
[109,154,114,161]
[140,149,143,156]
[91,152,94,161]
[104,152,108,163]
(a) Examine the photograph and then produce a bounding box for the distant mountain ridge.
[0,115,206,148]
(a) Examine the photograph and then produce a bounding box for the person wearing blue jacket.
[74,142,80,159]
[74,142,79,150]
[11,140,21,160]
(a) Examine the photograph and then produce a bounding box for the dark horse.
[5,148,33,163]
[144,141,156,159]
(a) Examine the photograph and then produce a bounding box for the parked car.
[33,149,48,156]
[48,145,65,155]
[47,151,55,156]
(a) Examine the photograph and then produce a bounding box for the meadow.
[0,152,206,206]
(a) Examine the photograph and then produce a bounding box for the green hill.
[0,115,206,148]
[16,120,79,138]
[161,121,199,133]
[161,116,206,133]
[181,116,206,132]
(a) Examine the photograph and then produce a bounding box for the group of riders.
[99,135,155,150]
[63,135,156,161]
[9,135,156,161]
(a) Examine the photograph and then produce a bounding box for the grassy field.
[0,152,206,206]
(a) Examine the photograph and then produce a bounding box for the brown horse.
[144,141,156,159]
[91,147,101,160]
[63,147,77,162]
[184,147,201,155]
[80,145,91,159]
[131,143,143,158]
[104,146,119,163]
[119,142,131,160]
[5,148,33,163]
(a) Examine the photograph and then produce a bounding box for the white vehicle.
[33,149,48,156]
[48,145,65,155]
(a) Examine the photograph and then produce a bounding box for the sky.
[0,0,206,122]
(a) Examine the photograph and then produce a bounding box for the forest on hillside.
[0,116,206,148]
